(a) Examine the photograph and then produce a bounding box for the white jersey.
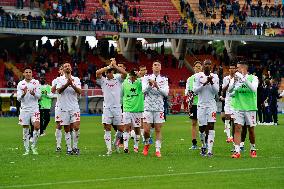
[222,75,232,105]
[142,74,169,112]
[56,75,81,111]
[17,79,41,112]
[193,72,219,107]
[96,74,124,108]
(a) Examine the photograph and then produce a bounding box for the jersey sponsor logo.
[127,87,139,98]
[106,82,118,88]
[130,88,136,93]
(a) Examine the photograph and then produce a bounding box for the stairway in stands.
[125,0,181,22]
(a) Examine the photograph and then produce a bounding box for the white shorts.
[19,110,40,126]
[234,111,256,127]
[60,109,80,126]
[102,107,123,125]
[143,111,165,124]
[197,105,217,126]
[123,112,142,128]
[54,106,61,122]
[224,103,233,115]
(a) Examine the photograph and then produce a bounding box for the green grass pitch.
[0,115,283,189]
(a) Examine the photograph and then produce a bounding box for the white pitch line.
[0,166,283,189]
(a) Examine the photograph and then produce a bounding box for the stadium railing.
[0,17,277,36]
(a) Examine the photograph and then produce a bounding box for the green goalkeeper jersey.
[231,75,258,111]
[122,78,144,112]
[186,75,198,105]
[39,85,52,109]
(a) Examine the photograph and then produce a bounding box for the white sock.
[250,143,256,151]
[65,132,72,151]
[155,140,161,152]
[235,145,240,153]
[104,131,111,151]
[72,130,80,149]
[55,129,62,148]
[31,130,40,149]
[199,132,206,148]
[207,130,215,154]
[123,132,130,150]
[23,128,30,152]
[150,128,154,137]
[240,142,244,148]
[224,120,231,138]
[134,134,140,148]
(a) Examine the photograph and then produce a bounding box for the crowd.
[102,0,143,20]
[0,3,284,35]
[199,0,284,19]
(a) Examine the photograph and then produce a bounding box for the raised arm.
[71,78,82,95]
[142,76,151,93]
[30,81,41,99]
[193,75,203,93]
[96,65,111,79]
[157,78,169,97]
[111,59,128,79]
[245,76,258,92]
[17,83,25,101]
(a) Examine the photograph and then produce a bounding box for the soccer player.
[57,62,81,155]
[193,60,219,157]
[142,60,169,158]
[122,69,144,153]
[39,76,52,136]
[96,58,127,155]
[221,64,236,143]
[51,65,64,152]
[17,67,41,155]
[229,61,258,158]
[185,61,202,150]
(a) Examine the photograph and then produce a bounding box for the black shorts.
[189,105,197,120]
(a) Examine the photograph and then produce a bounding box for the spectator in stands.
[30,0,35,9]
[198,22,203,34]
[204,23,208,34]
[17,0,24,9]
[180,0,185,13]
[251,3,256,17]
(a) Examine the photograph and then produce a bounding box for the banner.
[95,31,119,40]
[265,28,284,37]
